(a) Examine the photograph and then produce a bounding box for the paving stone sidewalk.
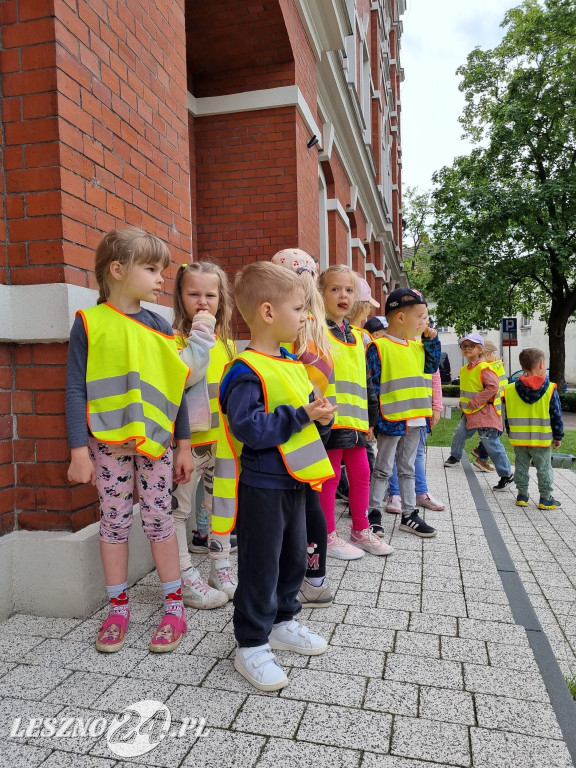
[1,446,575,767]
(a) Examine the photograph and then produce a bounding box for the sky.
[400,0,514,193]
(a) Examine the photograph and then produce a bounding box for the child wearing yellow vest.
[318,265,393,557]
[171,262,237,610]
[366,288,440,537]
[444,334,514,490]
[216,262,336,692]
[503,347,563,509]
[66,228,194,654]
[470,339,506,472]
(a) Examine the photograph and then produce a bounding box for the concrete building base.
[0,505,193,621]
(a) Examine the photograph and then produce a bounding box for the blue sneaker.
[538,497,561,510]
[516,495,529,506]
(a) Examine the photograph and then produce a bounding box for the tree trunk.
[548,300,566,388]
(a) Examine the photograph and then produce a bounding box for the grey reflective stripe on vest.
[379,376,432,395]
[508,417,551,427]
[210,411,220,429]
[207,382,219,398]
[509,430,550,440]
[460,389,478,399]
[338,403,368,420]
[334,381,367,398]
[380,396,431,416]
[87,372,179,421]
[213,496,235,520]
[326,395,337,407]
[284,440,324,472]
[89,402,173,449]
[214,457,237,479]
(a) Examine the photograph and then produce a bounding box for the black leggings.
[305,485,327,579]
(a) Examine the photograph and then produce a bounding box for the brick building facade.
[0,0,407,549]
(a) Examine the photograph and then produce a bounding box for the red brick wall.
[0,0,191,534]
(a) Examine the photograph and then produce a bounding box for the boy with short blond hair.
[215,261,336,692]
[504,347,563,509]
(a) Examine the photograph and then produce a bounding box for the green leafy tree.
[402,186,434,293]
[428,0,576,385]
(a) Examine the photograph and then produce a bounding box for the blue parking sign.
[501,317,517,333]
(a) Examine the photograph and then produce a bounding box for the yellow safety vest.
[459,361,501,415]
[372,336,432,421]
[176,334,236,446]
[325,327,369,431]
[211,350,335,534]
[504,381,556,447]
[80,303,189,459]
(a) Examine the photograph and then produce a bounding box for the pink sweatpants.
[319,446,370,534]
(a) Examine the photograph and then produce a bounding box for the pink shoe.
[326,530,364,560]
[385,495,402,514]
[149,610,187,653]
[416,493,445,511]
[95,610,129,653]
[350,528,394,556]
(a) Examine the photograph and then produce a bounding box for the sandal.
[95,610,129,653]
[149,611,187,653]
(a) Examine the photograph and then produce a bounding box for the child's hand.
[67,447,96,485]
[422,326,437,339]
[553,439,562,449]
[174,442,195,484]
[431,409,441,427]
[304,396,337,424]
[367,427,375,442]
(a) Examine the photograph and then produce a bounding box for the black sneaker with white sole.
[493,474,514,491]
[368,509,385,538]
[444,456,460,467]
[399,511,437,538]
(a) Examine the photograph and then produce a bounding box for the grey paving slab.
[408,613,458,636]
[394,630,440,659]
[470,727,573,768]
[192,630,237,659]
[92,726,196,766]
[363,679,418,716]
[232,695,306,738]
[344,606,409,631]
[486,641,540,672]
[360,755,459,768]
[0,633,45,662]
[441,636,488,665]
[43,671,117,707]
[464,663,549,701]
[330,624,395,652]
[281,668,367,707]
[166,684,246,727]
[37,754,115,768]
[419,686,476,725]
[257,738,361,767]
[466,601,515,623]
[1,614,81,638]
[297,702,391,753]
[0,743,51,768]
[385,654,463,690]
[0,696,63,744]
[21,638,87,667]
[475,693,563,739]
[391,716,470,766]
[181,728,265,768]
[307,645,385,677]
[376,592,421,612]
[67,646,149,676]
[458,618,530,646]
[421,591,468,617]
[91,677,178,713]
[381,579,421,595]
[28,704,112,755]
[0,663,72,700]
[334,589,378,607]
[128,652,216,685]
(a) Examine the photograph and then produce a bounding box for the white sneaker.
[350,527,394,556]
[181,569,228,610]
[326,530,364,560]
[208,560,237,599]
[385,495,402,514]
[234,644,288,691]
[269,619,327,655]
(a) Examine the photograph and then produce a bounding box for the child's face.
[371,329,386,339]
[181,271,220,320]
[323,272,356,322]
[396,304,428,338]
[269,289,307,342]
[460,342,483,362]
[124,261,165,304]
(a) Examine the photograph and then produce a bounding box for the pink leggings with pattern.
[89,438,175,544]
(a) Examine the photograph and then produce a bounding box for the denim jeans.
[388,427,427,497]
[450,416,512,477]
[369,428,422,515]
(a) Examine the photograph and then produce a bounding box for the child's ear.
[109,261,124,281]
[259,302,274,324]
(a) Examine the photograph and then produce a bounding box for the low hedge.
[441,385,460,398]
[560,392,576,412]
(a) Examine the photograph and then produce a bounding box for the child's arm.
[422,331,441,374]
[550,388,564,447]
[467,367,499,412]
[223,372,319,450]
[431,370,442,426]
[66,316,96,484]
[180,312,216,388]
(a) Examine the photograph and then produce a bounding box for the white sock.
[306,576,325,587]
[272,620,290,629]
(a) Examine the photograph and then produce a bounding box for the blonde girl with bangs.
[66,227,194,655]
[171,261,238,610]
